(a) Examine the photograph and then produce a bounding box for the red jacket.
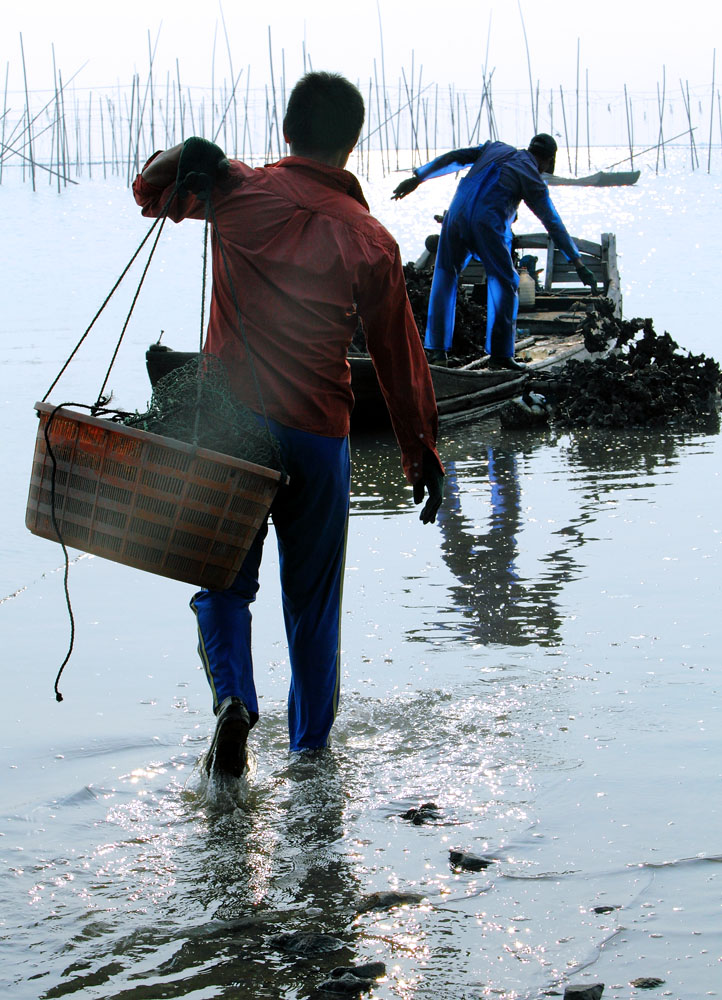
[133,155,440,483]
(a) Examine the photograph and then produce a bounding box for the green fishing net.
[121,354,282,470]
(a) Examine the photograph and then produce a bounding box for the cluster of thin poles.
[2,26,721,191]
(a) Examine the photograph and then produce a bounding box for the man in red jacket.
[133,72,443,777]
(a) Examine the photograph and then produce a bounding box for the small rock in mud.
[357,890,425,913]
[630,978,665,990]
[318,962,387,994]
[400,802,441,825]
[268,930,346,956]
[449,850,495,871]
[592,904,621,914]
[499,391,551,429]
[318,972,376,995]
[564,985,604,1000]
[330,962,386,979]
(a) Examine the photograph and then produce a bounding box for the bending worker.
[392,133,597,369]
[133,72,444,777]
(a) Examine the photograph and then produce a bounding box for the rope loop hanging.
[41,175,285,700]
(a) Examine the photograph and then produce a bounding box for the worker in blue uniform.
[392,133,598,370]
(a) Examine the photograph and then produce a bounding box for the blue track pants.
[424,218,519,359]
[190,420,350,751]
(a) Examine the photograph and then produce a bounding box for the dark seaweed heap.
[402,262,487,358]
[540,317,721,429]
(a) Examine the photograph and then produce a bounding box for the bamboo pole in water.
[220,4,239,153]
[434,83,438,157]
[414,60,424,162]
[679,78,699,169]
[50,47,60,190]
[485,72,498,141]
[19,33,36,191]
[176,59,185,140]
[148,30,156,151]
[687,80,700,168]
[373,59,386,177]
[586,69,591,170]
[549,88,554,140]
[401,65,420,165]
[517,0,538,134]
[606,126,698,169]
[213,69,243,145]
[0,63,8,185]
[59,69,69,184]
[87,91,92,179]
[655,67,666,173]
[623,84,634,168]
[100,97,107,179]
[376,2,391,175]
[74,93,81,175]
[708,49,716,173]
[267,28,281,161]
[574,39,580,175]
[422,95,430,160]
[126,73,137,185]
[559,85,572,173]
[242,67,252,162]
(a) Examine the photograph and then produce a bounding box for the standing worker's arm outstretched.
[392,146,483,200]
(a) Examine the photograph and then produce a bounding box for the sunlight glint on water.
[0,151,721,999]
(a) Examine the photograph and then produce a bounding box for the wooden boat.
[350,230,622,428]
[145,230,622,430]
[543,169,640,187]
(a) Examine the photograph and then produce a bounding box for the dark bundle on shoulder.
[122,354,282,470]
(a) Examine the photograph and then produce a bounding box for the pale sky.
[3,0,721,101]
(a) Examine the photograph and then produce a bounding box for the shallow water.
[1,152,721,999]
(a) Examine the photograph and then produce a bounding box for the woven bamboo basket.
[26,402,286,589]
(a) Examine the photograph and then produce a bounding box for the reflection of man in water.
[436,446,566,645]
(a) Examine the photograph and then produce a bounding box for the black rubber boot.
[206,696,251,778]
[488,356,528,371]
[425,348,448,367]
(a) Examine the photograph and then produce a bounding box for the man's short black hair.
[528,133,557,172]
[283,72,365,156]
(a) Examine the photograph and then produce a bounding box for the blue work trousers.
[190,420,350,751]
[425,218,519,359]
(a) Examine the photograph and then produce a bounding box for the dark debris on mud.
[538,316,722,430]
[403,262,487,358]
[403,265,721,429]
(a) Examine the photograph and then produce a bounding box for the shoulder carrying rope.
[44,180,283,700]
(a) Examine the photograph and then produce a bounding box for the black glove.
[391,175,421,200]
[412,449,444,524]
[177,137,230,200]
[575,261,598,294]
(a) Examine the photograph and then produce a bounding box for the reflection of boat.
[543,169,640,187]
[351,230,622,429]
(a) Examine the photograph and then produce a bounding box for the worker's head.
[283,72,365,167]
[528,133,557,174]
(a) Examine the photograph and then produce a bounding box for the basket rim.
[34,401,288,485]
